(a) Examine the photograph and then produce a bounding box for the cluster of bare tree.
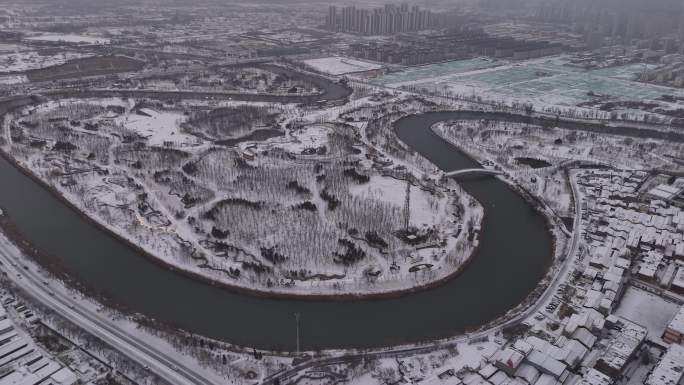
[183,105,280,140]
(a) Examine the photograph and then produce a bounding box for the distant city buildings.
[325,4,441,35]
[534,0,684,53]
[348,31,564,65]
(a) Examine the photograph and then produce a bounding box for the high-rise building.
[326,6,337,31]
[325,3,440,35]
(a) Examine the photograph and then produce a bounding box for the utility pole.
[295,313,300,355]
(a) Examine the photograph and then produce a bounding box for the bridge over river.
[445,168,504,177]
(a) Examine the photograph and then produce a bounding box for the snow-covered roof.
[596,318,647,373]
[50,367,79,385]
[572,327,597,349]
[577,368,612,385]
[671,268,684,290]
[515,363,540,384]
[525,350,567,378]
[646,184,682,202]
[666,305,684,335]
[533,373,560,385]
[645,344,684,385]
[479,363,498,379]
[488,370,510,385]
[0,318,13,333]
[494,347,524,370]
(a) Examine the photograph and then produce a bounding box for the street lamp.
[294,313,300,355]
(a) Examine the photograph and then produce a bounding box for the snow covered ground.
[0,51,92,73]
[614,286,681,343]
[267,123,331,153]
[350,175,448,229]
[367,56,684,108]
[303,56,383,75]
[114,108,197,147]
[24,34,111,45]
[0,75,27,84]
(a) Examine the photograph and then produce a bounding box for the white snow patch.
[0,74,27,84]
[350,175,446,228]
[25,34,111,45]
[614,286,680,343]
[115,109,197,147]
[303,56,383,75]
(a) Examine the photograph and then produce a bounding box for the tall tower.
[404,181,411,230]
[327,6,337,31]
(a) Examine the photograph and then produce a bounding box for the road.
[262,169,585,384]
[0,235,219,385]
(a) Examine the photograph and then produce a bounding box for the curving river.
[0,110,554,351]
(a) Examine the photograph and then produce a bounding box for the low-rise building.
[492,347,525,376]
[593,318,647,378]
[671,267,684,295]
[576,368,612,385]
[525,350,569,382]
[644,344,684,385]
[0,303,77,385]
[663,304,684,344]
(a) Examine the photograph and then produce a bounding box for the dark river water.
[0,111,553,351]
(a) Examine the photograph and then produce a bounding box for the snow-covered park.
[1,95,482,297]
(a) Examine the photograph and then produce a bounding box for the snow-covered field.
[267,123,331,153]
[614,286,681,343]
[114,108,197,147]
[303,56,383,75]
[0,51,92,73]
[0,74,27,84]
[350,175,448,229]
[368,56,684,107]
[25,34,111,45]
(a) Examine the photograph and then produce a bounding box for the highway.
[0,235,219,385]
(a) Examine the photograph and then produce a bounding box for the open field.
[372,58,501,85]
[25,56,145,83]
[0,50,93,74]
[24,34,111,45]
[369,57,684,106]
[614,286,681,343]
[303,56,383,75]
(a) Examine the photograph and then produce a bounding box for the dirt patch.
[26,56,144,82]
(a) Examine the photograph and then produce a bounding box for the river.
[0,110,553,351]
